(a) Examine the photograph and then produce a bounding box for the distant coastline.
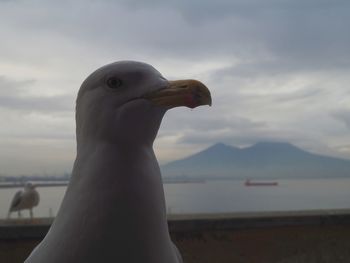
[0,177,204,189]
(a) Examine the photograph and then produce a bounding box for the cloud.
[0,76,74,113]
[2,0,350,71]
[333,110,350,130]
[0,0,350,174]
[158,109,267,148]
[116,0,350,69]
[0,95,72,112]
[0,76,35,93]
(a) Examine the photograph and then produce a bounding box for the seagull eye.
[106,77,123,89]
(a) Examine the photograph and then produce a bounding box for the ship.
[244,179,278,187]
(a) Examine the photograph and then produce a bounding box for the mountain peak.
[161,141,350,179]
[209,142,231,149]
[204,142,240,153]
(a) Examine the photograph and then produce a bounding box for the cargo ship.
[244,179,278,187]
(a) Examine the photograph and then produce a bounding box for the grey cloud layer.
[0,0,349,174]
[3,0,349,65]
[118,0,350,67]
[333,110,350,130]
[0,76,73,112]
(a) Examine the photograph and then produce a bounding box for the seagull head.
[76,61,211,146]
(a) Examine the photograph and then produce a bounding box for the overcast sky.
[0,0,349,175]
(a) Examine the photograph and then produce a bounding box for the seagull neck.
[73,140,161,186]
[71,140,167,218]
[76,140,155,163]
[71,140,169,232]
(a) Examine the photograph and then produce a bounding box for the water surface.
[1,178,350,219]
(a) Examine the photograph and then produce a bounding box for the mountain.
[161,142,350,179]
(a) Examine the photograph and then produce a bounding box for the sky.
[0,0,349,175]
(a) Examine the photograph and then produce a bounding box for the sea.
[1,178,350,219]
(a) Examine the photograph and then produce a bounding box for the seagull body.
[8,182,40,219]
[25,61,211,263]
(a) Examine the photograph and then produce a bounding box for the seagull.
[8,182,40,219]
[25,61,211,263]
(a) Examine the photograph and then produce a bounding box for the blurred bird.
[25,61,211,263]
[8,182,40,219]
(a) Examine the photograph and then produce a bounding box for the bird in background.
[25,61,211,263]
[8,182,40,219]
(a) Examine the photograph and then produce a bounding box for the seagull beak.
[143,79,212,109]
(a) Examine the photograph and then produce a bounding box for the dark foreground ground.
[1,210,350,263]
